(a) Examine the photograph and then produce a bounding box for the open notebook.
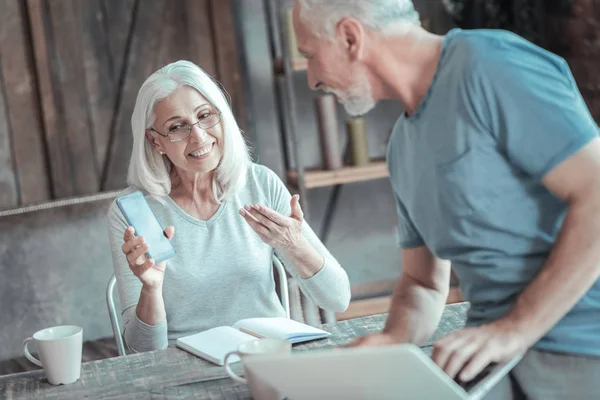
[176,317,331,365]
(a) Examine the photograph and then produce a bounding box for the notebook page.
[176,326,255,365]
[233,317,330,342]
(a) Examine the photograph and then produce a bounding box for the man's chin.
[343,100,376,117]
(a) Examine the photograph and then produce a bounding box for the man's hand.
[431,320,529,382]
[346,332,400,348]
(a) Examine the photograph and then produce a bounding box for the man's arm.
[434,138,600,381]
[503,137,600,342]
[351,246,451,346]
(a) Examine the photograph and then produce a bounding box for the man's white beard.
[326,75,376,117]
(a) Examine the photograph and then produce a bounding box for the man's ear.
[337,17,364,61]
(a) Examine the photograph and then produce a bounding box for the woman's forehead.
[155,86,212,119]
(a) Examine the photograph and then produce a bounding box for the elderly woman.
[107,60,350,352]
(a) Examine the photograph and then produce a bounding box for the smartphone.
[116,191,176,263]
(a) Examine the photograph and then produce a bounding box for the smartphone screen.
[116,191,176,263]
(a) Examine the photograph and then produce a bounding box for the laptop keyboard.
[454,363,497,392]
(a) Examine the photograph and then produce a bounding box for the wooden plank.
[338,287,463,321]
[156,378,251,399]
[350,279,397,300]
[274,57,307,74]
[0,66,18,209]
[26,0,64,197]
[101,0,137,79]
[336,296,392,321]
[0,1,19,209]
[46,0,99,195]
[0,0,50,206]
[0,349,234,400]
[80,0,119,176]
[185,0,217,77]
[101,0,167,191]
[98,0,137,190]
[154,0,215,72]
[287,161,389,189]
[27,0,83,198]
[154,0,182,67]
[209,0,246,129]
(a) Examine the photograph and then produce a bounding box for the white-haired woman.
[107,60,351,352]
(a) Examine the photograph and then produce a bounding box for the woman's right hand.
[121,226,175,288]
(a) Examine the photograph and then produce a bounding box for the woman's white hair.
[297,0,421,39]
[128,60,251,203]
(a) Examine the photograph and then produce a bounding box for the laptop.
[243,343,522,400]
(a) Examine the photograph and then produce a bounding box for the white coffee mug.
[224,339,291,400]
[23,325,83,385]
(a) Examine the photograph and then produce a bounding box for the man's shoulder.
[445,28,564,74]
[447,28,526,54]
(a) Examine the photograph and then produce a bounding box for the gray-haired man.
[292,1,600,398]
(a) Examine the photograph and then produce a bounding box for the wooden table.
[0,302,469,399]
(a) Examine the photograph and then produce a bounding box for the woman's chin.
[184,156,220,174]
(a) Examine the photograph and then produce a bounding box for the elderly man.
[292,1,600,399]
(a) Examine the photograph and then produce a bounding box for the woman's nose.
[190,123,208,141]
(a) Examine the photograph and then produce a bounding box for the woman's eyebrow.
[162,103,210,126]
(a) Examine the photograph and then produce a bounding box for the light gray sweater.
[107,164,351,352]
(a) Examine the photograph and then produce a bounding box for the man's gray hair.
[297,0,421,38]
[128,60,250,204]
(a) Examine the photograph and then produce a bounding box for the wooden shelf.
[274,58,307,74]
[335,287,463,321]
[287,161,389,189]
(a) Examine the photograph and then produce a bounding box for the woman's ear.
[145,129,165,155]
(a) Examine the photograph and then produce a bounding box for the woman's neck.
[169,167,220,220]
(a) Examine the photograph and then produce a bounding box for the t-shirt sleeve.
[387,137,425,250]
[394,191,425,249]
[471,39,599,180]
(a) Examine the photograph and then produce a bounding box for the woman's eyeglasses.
[150,111,222,142]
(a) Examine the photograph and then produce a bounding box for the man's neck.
[367,30,444,116]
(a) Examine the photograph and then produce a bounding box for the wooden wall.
[544,0,600,125]
[0,0,244,210]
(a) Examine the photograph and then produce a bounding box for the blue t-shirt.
[387,28,600,356]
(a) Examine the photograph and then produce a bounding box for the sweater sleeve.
[258,166,351,312]
[107,197,168,352]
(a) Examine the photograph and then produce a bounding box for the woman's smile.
[187,142,215,160]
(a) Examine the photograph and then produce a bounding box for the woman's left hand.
[239,194,304,252]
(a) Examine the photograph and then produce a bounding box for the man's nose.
[307,67,323,91]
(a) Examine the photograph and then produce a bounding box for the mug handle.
[23,337,43,367]
[224,351,247,384]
